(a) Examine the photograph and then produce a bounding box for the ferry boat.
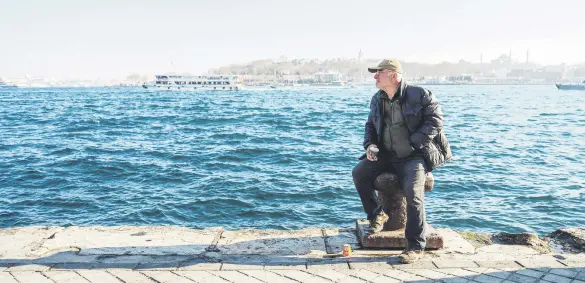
[310,80,347,87]
[556,80,585,90]
[143,75,244,90]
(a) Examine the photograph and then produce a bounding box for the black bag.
[422,130,452,171]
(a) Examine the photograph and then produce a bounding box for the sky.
[1,0,584,80]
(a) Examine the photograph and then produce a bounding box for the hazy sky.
[1,0,584,80]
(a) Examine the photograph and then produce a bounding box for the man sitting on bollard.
[351,59,452,263]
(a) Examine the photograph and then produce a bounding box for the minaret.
[526,49,530,63]
[509,49,512,64]
[480,53,483,64]
[358,49,364,83]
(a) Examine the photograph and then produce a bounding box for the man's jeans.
[352,155,428,250]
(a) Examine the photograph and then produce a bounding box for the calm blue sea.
[1,85,584,235]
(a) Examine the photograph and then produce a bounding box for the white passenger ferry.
[143,75,244,90]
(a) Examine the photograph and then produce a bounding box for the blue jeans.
[352,155,428,250]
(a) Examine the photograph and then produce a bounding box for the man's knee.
[401,159,427,201]
[352,161,374,184]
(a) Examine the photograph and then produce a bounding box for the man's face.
[374,69,396,89]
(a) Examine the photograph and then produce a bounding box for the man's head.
[368,59,403,90]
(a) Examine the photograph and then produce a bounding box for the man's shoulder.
[402,83,429,103]
[405,83,429,95]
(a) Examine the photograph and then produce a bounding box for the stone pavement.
[1,261,585,282]
[1,226,584,282]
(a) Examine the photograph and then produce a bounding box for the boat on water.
[310,80,347,87]
[556,80,585,90]
[143,75,244,90]
[0,79,17,89]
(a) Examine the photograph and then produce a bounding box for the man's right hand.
[366,144,379,161]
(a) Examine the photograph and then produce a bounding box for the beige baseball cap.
[367,59,402,73]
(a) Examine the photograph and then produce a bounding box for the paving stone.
[465,267,490,274]
[541,273,572,283]
[369,275,402,283]
[330,275,367,283]
[135,262,179,271]
[11,271,54,283]
[307,268,354,281]
[339,268,384,281]
[44,271,90,282]
[348,260,393,270]
[7,263,53,272]
[393,260,437,269]
[140,271,195,283]
[517,259,566,268]
[221,263,264,270]
[531,268,552,273]
[174,271,231,283]
[299,275,335,283]
[516,268,546,279]
[271,270,315,282]
[107,269,157,283]
[476,261,523,269]
[220,255,268,263]
[77,270,123,283]
[477,268,511,279]
[208,270,264,283]
[548,268,578,278]
[507,273,542,282]
[498,267,524,272]
[474,274,505,283]
[577,271,585,280]
[91,263,139,270]
[409,268,450,280]
[436,268,480,278]
[51,263,94,270]
[434,260,479,269]
[384,269,429,281]
[240,270,298,282]
[307,261,349,270]
[441,277,472,283]
[178,259,222,271]
[0,272,19,283]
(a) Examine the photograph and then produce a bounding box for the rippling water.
[1,85,584,234]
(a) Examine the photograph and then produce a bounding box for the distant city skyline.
[1,0,584,80]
